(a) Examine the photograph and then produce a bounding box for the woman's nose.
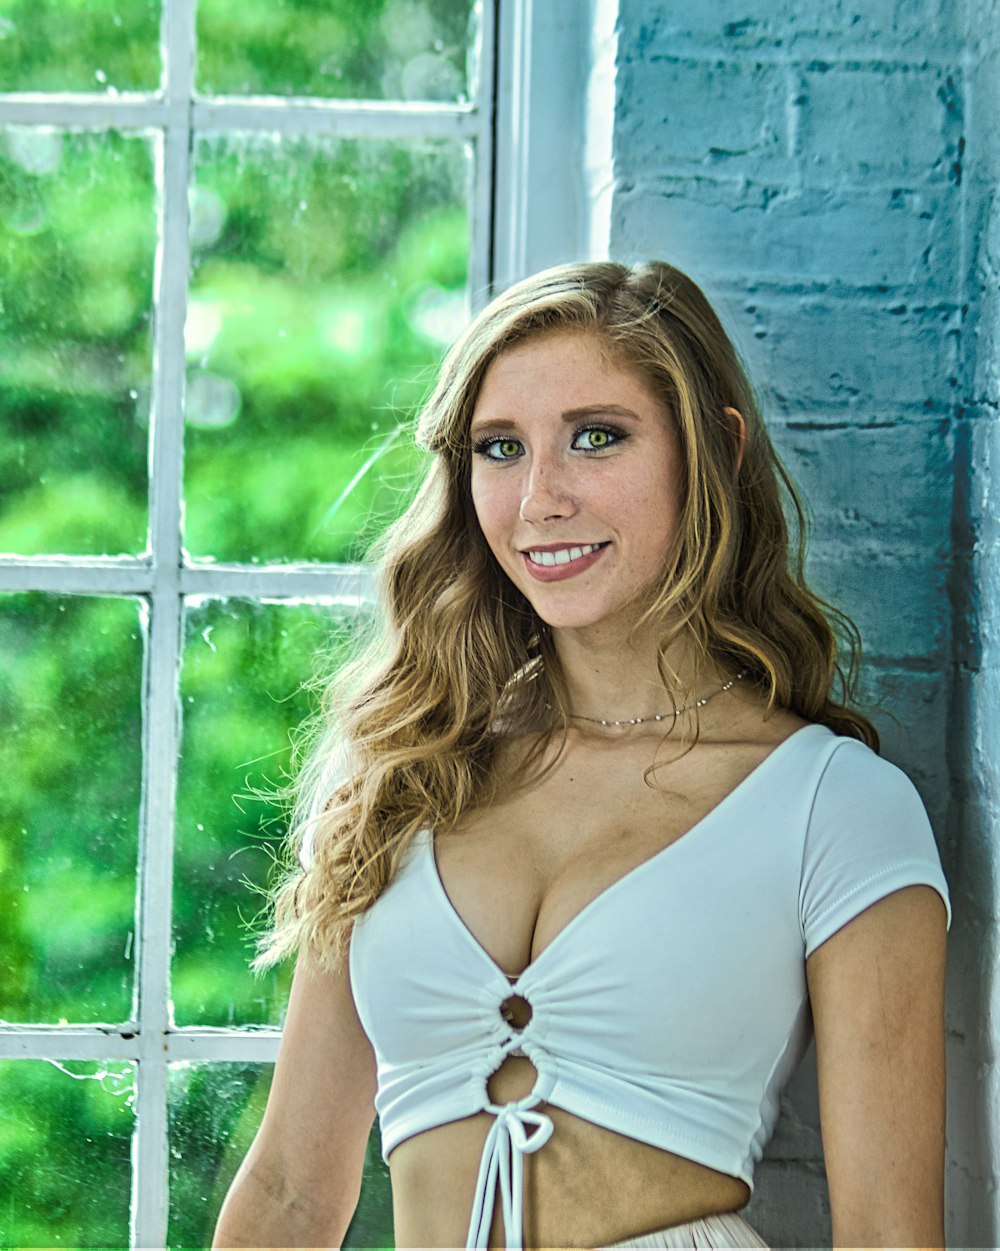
[518,457,576,523]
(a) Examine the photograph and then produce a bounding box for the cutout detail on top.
[500,993,532,1031]
[486,1051,538,1104]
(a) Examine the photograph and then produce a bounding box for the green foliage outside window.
[196,0,474,100]
[0,128,154,557]
[0,1062,134,1248]
[0,1,162,94]
[184,132,468,563]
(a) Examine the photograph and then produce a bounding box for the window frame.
[491,0,618,283]
[0,0,496,1243]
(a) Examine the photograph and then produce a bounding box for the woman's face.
[469,330,684,636]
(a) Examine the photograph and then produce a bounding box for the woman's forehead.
[474,329,662,407]
[463,342,676,456]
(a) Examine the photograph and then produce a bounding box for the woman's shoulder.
[758,714,910,799]
[811,727,926,805]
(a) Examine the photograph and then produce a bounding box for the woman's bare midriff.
[389,1064,751,1249]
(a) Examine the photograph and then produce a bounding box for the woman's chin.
[532,605,638,637]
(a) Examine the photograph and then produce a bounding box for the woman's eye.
[572,426,621,451]
[476,437,523,460]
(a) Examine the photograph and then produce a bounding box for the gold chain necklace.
[567,669,749,728]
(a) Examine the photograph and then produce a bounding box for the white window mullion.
[491,0,597,289]
[0,96,181,128]
[0,98,475,139]
[131,1,195,1245]
[0,1026,280,1064]
[584,0,620,261]
[0,1028,141,1061]
[469,0,498,306]
[131,592,181,1250]
[179,564,375,602]
[0,558,155,594]
[192,98,477,137]
[0,559,375,600]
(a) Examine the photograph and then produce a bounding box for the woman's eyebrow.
[561,404,642,422]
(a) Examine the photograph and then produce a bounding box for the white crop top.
[348,724,952,1250]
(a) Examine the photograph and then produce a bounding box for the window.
[0,1,497,1244]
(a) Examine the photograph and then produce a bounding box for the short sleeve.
[799,739,952,958]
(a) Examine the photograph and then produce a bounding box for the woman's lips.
[521,542,610,582]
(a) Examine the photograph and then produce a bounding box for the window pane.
[174,597,368,1026]
[0,1,161,93]
[196,0,477,102]
[0,594,142,1023]
[0,1060,134,1247]
[168,1062,392,1249]
[0,128,154,556]
[184,133,467,563]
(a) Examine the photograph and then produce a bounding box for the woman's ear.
[724,407,746,470]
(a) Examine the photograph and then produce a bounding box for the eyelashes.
[472,424,628,461]
[573,425,622,452]
[472,434,523,461]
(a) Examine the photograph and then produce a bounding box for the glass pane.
[0,1060,134,1248]
[0,0,161,93]
[0,128,154,556]
[184,133,468,563]
[0,594,142,1023]
[174,597,368,1026]
[196,0,477,102]
[168,1062,392,1250]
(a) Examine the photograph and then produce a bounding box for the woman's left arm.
[806,883,949,1249]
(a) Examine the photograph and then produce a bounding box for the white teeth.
[528,543,603,567]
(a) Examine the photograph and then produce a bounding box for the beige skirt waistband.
[600,1209,770,1249]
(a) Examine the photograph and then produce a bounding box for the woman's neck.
[549,619,732,728]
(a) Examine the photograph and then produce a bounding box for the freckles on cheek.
[472,474,513,536]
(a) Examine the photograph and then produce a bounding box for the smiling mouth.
[524,542,609,567]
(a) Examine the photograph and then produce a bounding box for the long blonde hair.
[256,260,877,971]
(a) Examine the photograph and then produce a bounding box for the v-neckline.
[426,723,827,985]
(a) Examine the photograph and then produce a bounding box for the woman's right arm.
[212,952,378,1249]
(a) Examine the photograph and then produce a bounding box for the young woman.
[213,261,951,1250]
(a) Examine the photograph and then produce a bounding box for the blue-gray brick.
[614,58,787,167]
[794,64,963,182]
[726,296,960,410]
[612,178,959,292]
[619,0,956,60]
[769,416,952,547]
[805,539,949,660]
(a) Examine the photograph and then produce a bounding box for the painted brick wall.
[603,0,996,1243]
[946,1,1000,1246]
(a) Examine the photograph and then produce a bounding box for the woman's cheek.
[472,476,514,545]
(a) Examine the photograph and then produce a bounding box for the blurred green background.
[0,0,476,1245]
